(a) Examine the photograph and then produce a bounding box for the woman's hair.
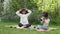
[19,9,28,14]
[43,12,48,18]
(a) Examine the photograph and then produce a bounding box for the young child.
[16,8,32,29]
[36,12,50,32]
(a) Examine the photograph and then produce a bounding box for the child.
[36,12,50,32]
[16,8,32,28]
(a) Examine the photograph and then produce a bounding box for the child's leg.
[43,26,48,30]
[18,23,23,27]
[37,25,43,29]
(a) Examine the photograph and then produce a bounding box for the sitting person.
[35,12,50,32]
[16,8,32,29]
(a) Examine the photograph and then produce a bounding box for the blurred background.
[0,0,60,25]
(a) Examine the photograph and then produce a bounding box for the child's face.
[45,17,48,20]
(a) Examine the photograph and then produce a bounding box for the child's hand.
[41,21,45,24]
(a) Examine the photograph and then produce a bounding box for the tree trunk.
[0,0,2,22]
[0,0,2,14]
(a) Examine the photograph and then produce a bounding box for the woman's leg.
[24,24,31,28]
[18,23,23,27]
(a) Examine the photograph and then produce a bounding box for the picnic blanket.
[5,25,58,32]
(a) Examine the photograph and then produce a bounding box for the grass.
[0,22,60,34]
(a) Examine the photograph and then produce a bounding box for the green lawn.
[0,22,60,34]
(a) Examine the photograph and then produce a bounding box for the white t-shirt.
[41,17,50,26]
[16,9,31,25]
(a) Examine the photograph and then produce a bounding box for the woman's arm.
[16,10,22,16]
[26,9,32,16]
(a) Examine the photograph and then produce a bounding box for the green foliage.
[51,18,60,25]
[1,0,60,25]
[1,0,4,2]
[33,0,58,12]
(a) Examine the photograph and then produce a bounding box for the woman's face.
[22,11,26,14]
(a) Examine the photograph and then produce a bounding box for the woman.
[16,8,32,28]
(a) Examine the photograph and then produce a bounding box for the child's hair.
[43,12,48,18]
[19,9,28,14]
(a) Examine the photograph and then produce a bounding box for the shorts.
[18,23,31,28]
[37,25,48,30]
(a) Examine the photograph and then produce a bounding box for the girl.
[36,12,50,32]
[16,8,32,28]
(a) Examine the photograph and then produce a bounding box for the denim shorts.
[37,25,48,30]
